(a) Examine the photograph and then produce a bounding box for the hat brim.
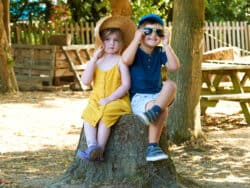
[94,15,136,52]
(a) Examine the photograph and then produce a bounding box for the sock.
[87,141,97,148]
[148,143,158,147]
[150,105,162,114]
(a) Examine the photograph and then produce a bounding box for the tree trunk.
[168,0,205,143]
[109,0,132,16]
[46,115,185,188]
[3,0,10,42]
[0,0,18,93]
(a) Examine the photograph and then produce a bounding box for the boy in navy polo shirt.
[122,14,180,161]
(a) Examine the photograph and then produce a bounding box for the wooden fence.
[11,21,95,45]
[11,21,250,55]
[204,21,250,55]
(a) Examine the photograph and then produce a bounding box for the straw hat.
[94,15,136,52]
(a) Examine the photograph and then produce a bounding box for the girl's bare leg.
[83,120,97,147]
[97,120,111,150]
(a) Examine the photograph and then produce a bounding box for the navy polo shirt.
[129,46,167,98]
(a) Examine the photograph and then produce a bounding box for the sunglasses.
[143,27,164,37]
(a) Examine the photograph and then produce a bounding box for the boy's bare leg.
[148,109,168,143]
[146,101,168,143]
[139,80,176,126]
[148,80,176,142]
[145,101,169,161]
[155,80,177,109]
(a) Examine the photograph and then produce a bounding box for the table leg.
[200,98,218,115]
[240,71,250,86]
[239,102,250,125]
[202,72,216,93]
[230,72,244,93]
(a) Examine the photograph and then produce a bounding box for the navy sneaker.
[146,145,168,161]
[138,109,160,125]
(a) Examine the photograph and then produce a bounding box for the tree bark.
[0,0,18,93]
[168,0,205,143]
[46,115,185,188]
[3,0,10,42]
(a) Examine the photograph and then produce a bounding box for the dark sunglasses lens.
[144,28,153,35]
[156,29,164,37]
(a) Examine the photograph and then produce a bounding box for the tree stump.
[46,114,185,188]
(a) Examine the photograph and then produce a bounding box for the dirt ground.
[0,91,250,188]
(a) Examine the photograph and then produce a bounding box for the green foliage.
[131,0,173,23]
[205,0,249,22]
[59,0,173,24]
[50,3,71,25]
[67,0,111,23]
[10,0,53,23]
[9,0,249,24]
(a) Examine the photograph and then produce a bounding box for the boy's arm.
[163,28,180,71]
[122,29,143,65]
[99,61,130,105]
[165,45,180,71]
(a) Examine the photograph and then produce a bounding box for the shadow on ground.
[171,112,250,188]
[0,148,76,188]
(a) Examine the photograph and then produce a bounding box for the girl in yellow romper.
[77,16,136,161]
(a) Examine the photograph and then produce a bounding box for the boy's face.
[141,23,164,48]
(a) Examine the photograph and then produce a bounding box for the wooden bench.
[62,45,94,90]
[201,93,250,124]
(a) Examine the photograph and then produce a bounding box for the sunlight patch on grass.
[204,173,250,183]
[191,155,202,161]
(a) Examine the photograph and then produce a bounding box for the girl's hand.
[99,97,110,105]
[92,46,104,61]
[162,27,170,47]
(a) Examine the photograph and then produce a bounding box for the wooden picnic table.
[201,60,250,124]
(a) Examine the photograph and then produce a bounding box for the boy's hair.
[139,20,163,28]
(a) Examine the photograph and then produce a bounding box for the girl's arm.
[121,29,143,66]
[99,60,130,105]
[82,47,104,85]
[163,28,180,71]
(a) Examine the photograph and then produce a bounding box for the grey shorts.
[131,93,159,115]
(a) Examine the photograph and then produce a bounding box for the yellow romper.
[82,63,131,127]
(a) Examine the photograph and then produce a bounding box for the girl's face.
[141,23,163,48]
[103,33,122,54]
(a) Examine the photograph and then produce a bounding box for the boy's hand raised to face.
[134,29,144,42]
[162,27,170,47]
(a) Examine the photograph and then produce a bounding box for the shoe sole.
[146,154,168,161]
